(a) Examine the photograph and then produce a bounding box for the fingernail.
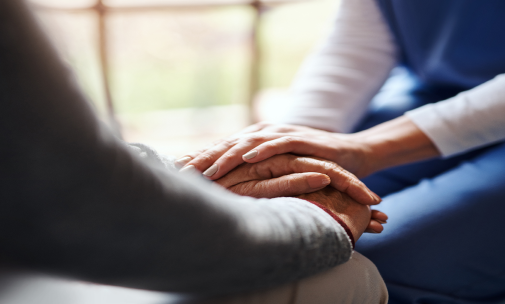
[175,156,192,168]
[308,175,331,189]
[203,164,219,177]
[243,150,258,160]
[369,190,381,203]
[179,165,196,174]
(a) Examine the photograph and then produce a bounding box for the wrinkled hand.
[215,154,387,233]
[179,123,380,205]
[296,187,388,239]
[215,154,380,205]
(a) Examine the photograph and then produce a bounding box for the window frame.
[34,0,312,133]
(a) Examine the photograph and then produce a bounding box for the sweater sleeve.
[0,0,352,296]
[277,0,397,133]
[406,74,505,157]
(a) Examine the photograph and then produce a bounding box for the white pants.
[0,252,387,304]
[207,252,388,304]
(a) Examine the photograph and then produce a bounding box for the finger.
[175,149,206,169]
[238,138,382,205]
[202,134,284,180]
[215,154,313,189]
[329,168,381,206]
[241,136,322,164]
[286,157,381,206]
[228,173,331,198]
[365,219,384,233]
[181,138,240,174]
[177,121,276,171]
[175,143,217,169]
[371,210,388,223]
[175,156,193,169]
[242,155,381,205]
[216,154,380,205]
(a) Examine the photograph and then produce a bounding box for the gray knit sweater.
[0,0,352,296]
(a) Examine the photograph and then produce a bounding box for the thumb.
[234,173,331,198]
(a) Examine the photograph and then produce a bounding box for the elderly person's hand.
[297,187,385,239]
[215,154,388,234]
[214,153,379,203]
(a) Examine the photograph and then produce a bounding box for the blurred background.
[31,0,339,157]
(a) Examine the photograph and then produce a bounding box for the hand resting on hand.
[177,123,382,205]
[214,154,388,235]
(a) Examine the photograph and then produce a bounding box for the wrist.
[349,131,392,176]
[331,132,376,178]
[350,116,441,175]
[304,200,356,248]
[297,188,370,242]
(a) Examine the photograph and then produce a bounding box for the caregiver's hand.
[214,154,381,205]
[178,116,440,182]
[215,155,387,234]
[178,122,371,179]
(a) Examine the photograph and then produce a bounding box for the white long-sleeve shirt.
[279,0,505,157]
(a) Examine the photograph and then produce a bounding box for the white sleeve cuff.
[406,74,505,157]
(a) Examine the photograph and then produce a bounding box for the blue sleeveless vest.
[377,0,505,93]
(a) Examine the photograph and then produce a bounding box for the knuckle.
[243,182,262,198]
[229,184,246,196]
[262,137,292,150]
[282,177,295,191]
[321,161,337,172]
[281,136,301,147]
[275,125,291,133]
[247,134,267,143]
[342,170,358,184]
[194,150,206,156]
[337,174,353,192]
[221,137,238,147]
[324,164,355,190]
[220,151,239,163]
[197,152,215,164]
[276,177,294,195]
[251,162,270,179]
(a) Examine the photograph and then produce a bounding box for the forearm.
[353,73,505,172]
[351,116,440,176]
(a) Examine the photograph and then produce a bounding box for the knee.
[206,252,388,304]
[294,251,389,304]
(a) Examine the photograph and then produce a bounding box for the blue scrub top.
[377,0,505,93]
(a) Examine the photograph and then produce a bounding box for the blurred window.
[32,0,337,156]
